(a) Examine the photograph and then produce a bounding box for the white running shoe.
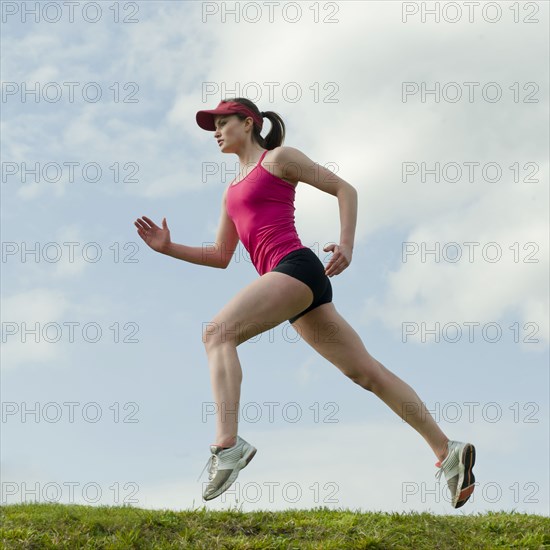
[198,435,257,501]
[435,440,476,508]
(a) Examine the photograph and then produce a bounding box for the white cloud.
[1,288,71,369]
[362,180,549,345]
[0,283,117,369]
[3,225,94,282]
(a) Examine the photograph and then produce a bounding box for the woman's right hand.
[134,216,171,253]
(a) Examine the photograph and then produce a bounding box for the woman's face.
[214,115,250,153]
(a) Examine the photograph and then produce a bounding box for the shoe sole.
[454,443,476,508]
[203,445,257,501]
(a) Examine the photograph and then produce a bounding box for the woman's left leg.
[203,270,315,447]
[291,302,450,463]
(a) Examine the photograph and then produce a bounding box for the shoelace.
[435,447,456,481]
[196,453,218,482]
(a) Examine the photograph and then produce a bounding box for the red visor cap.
[196,101,263,132]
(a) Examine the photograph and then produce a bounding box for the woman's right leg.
[202,270,315,447]
[290,302,450,462]
[291,299,476,508]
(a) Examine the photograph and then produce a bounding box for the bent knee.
[202,320,239,349]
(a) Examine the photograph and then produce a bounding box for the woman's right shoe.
[435,440,476,508]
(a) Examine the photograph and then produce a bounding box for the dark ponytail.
[220,97,285,150]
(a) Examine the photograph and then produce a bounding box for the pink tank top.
[226,149,308,275]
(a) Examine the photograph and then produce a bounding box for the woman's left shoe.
[198,435,257,501]
[435,440,476,508]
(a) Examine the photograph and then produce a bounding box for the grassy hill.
[1,503,549,549]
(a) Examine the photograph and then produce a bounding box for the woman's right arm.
[134,188,239,269]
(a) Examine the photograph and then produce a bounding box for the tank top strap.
[259,149,269,163]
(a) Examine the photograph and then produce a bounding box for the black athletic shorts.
[270,247,333,324]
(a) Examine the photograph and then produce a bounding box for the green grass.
[1,503,549,549]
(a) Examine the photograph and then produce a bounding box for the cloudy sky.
[1,1,548,516]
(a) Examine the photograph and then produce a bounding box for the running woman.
[134,98,476,508]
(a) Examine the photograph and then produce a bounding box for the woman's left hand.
[323,243,353,277]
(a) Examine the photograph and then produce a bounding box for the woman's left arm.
[276,146,358,277]
[324,184,357,277]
